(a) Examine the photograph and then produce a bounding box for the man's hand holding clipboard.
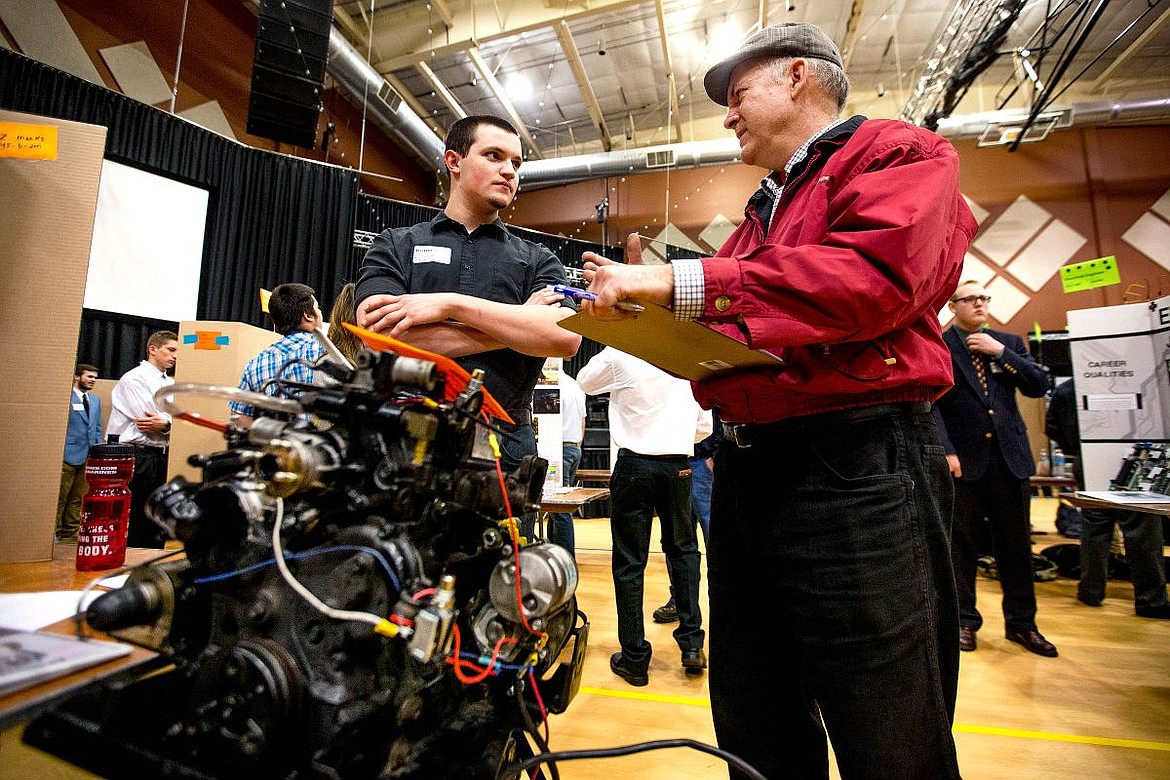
[559,233,784,382]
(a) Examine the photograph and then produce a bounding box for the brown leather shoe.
[958,626,976,652]
[1005,627,1058,657]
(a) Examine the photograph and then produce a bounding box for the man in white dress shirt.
[107,330,178,548]
[577,346,712,686]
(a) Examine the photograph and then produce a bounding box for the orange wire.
[489,415,541,639]
[449,625,520,685]
[177,411,229,433]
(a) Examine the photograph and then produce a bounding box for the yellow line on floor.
[576,686,711,707]
[575,688,1170,752]
[954,723,1170,751]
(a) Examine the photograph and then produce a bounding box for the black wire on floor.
[511,738,769,780]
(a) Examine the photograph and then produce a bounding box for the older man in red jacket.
[580,22,975,780]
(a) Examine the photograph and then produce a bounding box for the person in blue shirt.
[229,282,325,428]
[57,363,102,541]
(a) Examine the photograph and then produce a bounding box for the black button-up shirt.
[356,212,572,415]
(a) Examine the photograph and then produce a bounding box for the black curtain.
[75,310,181,381]
[1,49,356,378]
[2,48,685,382]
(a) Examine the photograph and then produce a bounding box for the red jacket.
[694,117,977,423]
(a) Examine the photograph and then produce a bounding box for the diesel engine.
[24,335,587,780]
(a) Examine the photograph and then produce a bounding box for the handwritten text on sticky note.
[0,122,59,160]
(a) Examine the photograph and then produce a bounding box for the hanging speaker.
[246,0,333,148]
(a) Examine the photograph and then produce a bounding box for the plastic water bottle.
[1052,447,1066,478]
[76,438,136,572]
[1037,451,1051,477]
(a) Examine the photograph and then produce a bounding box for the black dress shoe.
[1005,627,1058,657]
[1076,591,1103,607]
[652,599,679,623]
[958,626,977,652]
[681,648,707,672]
[1135,603,1170,619]
[610,652,649,686]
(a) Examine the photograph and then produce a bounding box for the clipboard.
[558,301,784,382]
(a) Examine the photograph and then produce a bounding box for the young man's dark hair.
[146,330,179,351]
[444,115,519,156]
[75,363,99,376]
[268,283,318,334]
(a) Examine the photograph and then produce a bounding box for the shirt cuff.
[671,258,705,321]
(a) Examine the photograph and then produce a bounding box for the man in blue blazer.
[57,363,102,541]
[933,282,1057,657]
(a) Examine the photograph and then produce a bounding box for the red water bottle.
[76,438,136,572]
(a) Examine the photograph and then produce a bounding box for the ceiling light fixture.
[505,74,533,101]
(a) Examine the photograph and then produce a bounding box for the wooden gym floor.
[2,498,1166,778]
[545,496,1170,779]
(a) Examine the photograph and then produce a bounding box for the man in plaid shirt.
[229,282,325,427]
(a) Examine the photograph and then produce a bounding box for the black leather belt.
[506,409,533,426]
[721,401,931,449]
[130,444,169,456]
[617,448,688,462]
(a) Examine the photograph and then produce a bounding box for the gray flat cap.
[704,23,844,106]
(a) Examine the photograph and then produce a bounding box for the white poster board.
[1067,295,1170,489]
[534,357,563,490]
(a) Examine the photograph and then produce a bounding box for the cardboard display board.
[0,110,107,563]
[168,321,281,482]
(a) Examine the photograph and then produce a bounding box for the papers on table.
[0,626,131,696]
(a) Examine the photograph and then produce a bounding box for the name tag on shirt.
[73,403,85,411]
[413,245,452,265]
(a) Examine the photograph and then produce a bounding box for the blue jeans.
[610,451,704,664]
[709,404,960,780]
[548,443,581,557]
[689,454,712,547]
[1079,508,1169,609]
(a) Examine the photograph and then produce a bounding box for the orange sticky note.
[0,122,58,160]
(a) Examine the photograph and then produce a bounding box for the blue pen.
[552,284,644,312]
[552,284,598,301]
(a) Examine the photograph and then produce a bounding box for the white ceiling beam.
[383,70,447,137]
[415,59,469,119]
[758,0,769,32]
[430,0,455,29]
[839,0,868,70]
[654,0,683,143]
[333,6,366,45]
[370,0,645,73]
[1088,5,1170,93]
[555,20,613,151]
[467,46,545,159]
